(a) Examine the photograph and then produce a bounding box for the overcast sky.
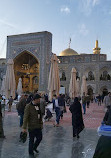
[0,0,111,59]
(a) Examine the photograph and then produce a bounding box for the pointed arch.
[87,85,94,95]
[14,50,39,93]
[100,86,108,96]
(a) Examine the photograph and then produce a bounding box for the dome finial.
[95,40,98,48]
[69,38,71,48]
[93,39,101,54]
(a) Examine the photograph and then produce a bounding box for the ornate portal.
[6,31,52,93]
[14,51,39,92]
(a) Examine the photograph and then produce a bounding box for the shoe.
[53,123,59,127]
[0,135,6,139]
[73,135,76,141]
[33,148,39,154]
[77,135,80,139]
[29,153,35,158]
[55,124,59,127]
[19,132,27,143]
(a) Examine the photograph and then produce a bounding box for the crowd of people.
[0,91,110,158]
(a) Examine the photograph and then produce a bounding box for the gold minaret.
[93,40,101,54]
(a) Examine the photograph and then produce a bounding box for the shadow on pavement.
[71,141,84,158]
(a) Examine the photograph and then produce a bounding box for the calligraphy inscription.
[12,40,40,46]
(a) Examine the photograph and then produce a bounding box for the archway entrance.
[88,87,93,96]
[102,88,108,96]
[14,51,39,93]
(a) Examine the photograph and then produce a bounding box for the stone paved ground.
[45,102,105,129]
[0,102,105,158]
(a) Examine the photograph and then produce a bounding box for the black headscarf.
[69,97,80,113]
[74,97,79,103]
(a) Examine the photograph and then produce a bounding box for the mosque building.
[58,39,110,96]
[0,31,111,96]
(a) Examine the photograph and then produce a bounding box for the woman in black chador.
[69,97,84,139]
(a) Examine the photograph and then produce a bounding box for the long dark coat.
[93,136,111,158]
[69,98,84,134]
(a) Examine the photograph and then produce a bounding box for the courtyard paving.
[0,102,105,158]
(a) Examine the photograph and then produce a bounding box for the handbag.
[19,131,27,143]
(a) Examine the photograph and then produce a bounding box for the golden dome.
[59,48,78,56]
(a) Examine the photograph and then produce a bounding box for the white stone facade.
[58,54,111,95]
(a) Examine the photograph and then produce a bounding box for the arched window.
[100,74,103,80]
[88,87,93,95]
[60,72,66,81]
[103,71,108,80]
[88,71,94,80]
[76,72,80,79]
[102,88,108,96]
[107,74,110,80]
